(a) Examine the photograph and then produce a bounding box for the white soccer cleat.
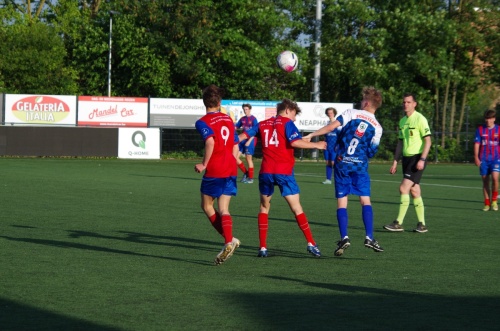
[214,237,240,265]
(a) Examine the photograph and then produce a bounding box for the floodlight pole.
[312,0,322,103]
[107,11,119,97]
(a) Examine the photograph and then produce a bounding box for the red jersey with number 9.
[195,112,237,178]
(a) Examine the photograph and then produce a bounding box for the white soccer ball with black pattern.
[277,51,298,73]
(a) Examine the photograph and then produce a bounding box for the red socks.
[258,213,269,248]
[208,213,223,236]
[221,214,233,244]
[238,163,247,174]
[295,213,315,246]
[248,167,254,179]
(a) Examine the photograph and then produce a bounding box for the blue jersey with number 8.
[335,109,383,172]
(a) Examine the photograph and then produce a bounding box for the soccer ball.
[277,51,298,72]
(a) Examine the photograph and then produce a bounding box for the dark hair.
[242,103,252,109]
[202,84,224,108]
[325,107,337,116]
[276,98,301,116]
[403,93,417,104]
[484,109,496,119]
[363,87,383,109]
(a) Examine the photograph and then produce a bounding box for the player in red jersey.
[239,99,326,258]
[195,85,240,265]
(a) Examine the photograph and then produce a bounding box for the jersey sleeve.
[235,118,242,129]
[398,118,404,140]
[336,109,352,127]
[195,119,214,141]
[418,114,431,138]
[367,126,383,158]
[474,127,481,144]
[285,121,302,143]
[244,125,259,138]
[252,117,259,127]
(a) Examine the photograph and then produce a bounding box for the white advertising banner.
[149,98,352,131]
[4,94,77,126]
[149,98,205,128]
[221,100,277,124]
[118,128,161,159]
[222,100,353,131]
[78,96,148,127]
[295,102,353,131]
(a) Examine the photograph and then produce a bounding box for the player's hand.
[316,141,327,150]
[474,158,481,167]
[194,163,206,173]
[389,161,397,174]
[416,160,425,170]
[302,134,312,142]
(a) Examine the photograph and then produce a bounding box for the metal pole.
[312,0,321,103]
[107,13,113,97]
[310,0,322,161]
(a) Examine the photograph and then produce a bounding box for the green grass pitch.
[0,158,499,330]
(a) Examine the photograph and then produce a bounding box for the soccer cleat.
[413,222,428,233]
[245,179,254,184]
[214,237,240,265]
[322,179,332,184]
[257,248,268,257]
[241,173,248,182]
[483,205,490,211]
[383,220,404,232]
[334,237,351,256]
[307,244,321,257]
[492,202,498,211]
[364,238,384,252]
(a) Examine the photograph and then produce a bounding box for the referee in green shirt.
[384,93,432,233]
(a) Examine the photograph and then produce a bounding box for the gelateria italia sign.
[4,94,77,126]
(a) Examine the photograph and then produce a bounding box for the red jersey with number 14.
[244,115,301,175]
[195,112,237,178]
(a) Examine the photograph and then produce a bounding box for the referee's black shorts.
[402,154,426,184]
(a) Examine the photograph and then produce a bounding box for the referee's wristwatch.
[419,157,426,161]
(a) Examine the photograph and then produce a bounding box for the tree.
[0,5,78,94]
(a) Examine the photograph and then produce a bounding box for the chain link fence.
[161,128,476,163]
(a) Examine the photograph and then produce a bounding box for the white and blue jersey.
[334,109,383,198]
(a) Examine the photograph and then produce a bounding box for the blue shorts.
[200,176,237,198]
[323,148,336,162]
[239,140,255,155]
[334,166,371,198]
[480,160,500,176]
[259,173,300,197]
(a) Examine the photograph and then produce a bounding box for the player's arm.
[366,127,382,159]
[238,125,258,142]
[416,135,432,170]
[195,137,215,173]
[303,120,341,141]
[473,128,482,167]
[474,142,481,167]
[245,136,254,147]
[291,138,327,150]
[390,140,403,174]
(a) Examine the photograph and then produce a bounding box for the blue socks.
[362,205,374,239]
[337,208,348,239]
